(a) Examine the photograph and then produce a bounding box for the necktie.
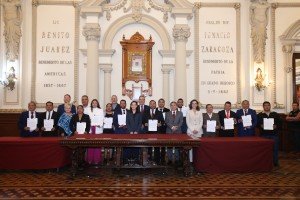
[226,111,230,119]
[151,109,154,118]
[31,112,34,119]
[244,109,248,116]
[160,109,163,112]
[47,111,50,120]
[172,111,175,119]
[141,105,144,112]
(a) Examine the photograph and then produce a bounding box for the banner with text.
[35,5,75,104]
[199,7,237,105]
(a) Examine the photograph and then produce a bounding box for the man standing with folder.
[39,101,59,137]
[236,100,257,136]
[257,101,282,167]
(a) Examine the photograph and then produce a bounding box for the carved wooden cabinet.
[120,32,154,99]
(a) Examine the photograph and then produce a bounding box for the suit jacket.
[69,114,91,134]
[57,104,76,117]
[165,110,183,133]
[137,104,150,114]
[38,110,59,136]
[257,112,282,135]
[186,110,203,137]
[156,107,170,133]
[202,113,220,134]
[18,111,41,137]
[113,108,129,133]
[142,109,165,133]
[126,111,142,133]
[218,110,237,135]
[236,108,257,136]
[112,103,120,112]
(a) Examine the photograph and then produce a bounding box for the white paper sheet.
[27,118,38,132]
[91,115,103,126]
[224,118,234,130]
[263,118,274,130]
[148,119,158,132]
[44,119,54,131]
[118,114,126,126]
[207,120,216,132]
[76,122,86,134]
[103,117,113,129]
[242,115,252,127]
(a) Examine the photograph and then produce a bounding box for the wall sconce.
[254,67,270,91]
[0,67,17,91]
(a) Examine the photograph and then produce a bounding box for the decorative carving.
[120,32,154,99]
[82,23,101,41]
[1,0,22,61]
[123,0,150,22]
[282,44,295,73]
[102,0,128,21]
[147,0,172,22]
[250,0,270,64]
[173,25,191,42]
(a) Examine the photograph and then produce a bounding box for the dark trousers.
[181,117,187,133]
[261,134,279,166]
[289,129,300,152]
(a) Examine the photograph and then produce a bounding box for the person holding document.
[236,100,257,137]
[86,99,104,165]
[257,101,282,166]
[202,104,220,137]
[186,99,203,138]
[70,105,91,135]
[143,100,164,133]
[218,101,237,137]
[39,101,58,137]
[18,101,40,137]
[103,103,114,133]
[113,99,128,134]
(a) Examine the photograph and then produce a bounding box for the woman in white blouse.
[86,99,104,165]
[87,99,104,134]
[186,99,203,138]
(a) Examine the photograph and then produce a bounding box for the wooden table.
[60,134,201,176]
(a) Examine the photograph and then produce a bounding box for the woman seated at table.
[124,101,142,165]
[57,103,73,137]
[86,99,104,165]
[103,103,114,133]
[69,105,91,135]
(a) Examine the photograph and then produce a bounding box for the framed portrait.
[120,32,154,98]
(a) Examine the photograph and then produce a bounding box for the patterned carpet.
[0,152,299,200]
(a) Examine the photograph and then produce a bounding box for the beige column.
[101,65,113,104]
[173,24,191,103]
[161,67,172,105]
[82,23,100,100]
[282,44,295,112]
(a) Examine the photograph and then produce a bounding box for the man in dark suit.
[143,100,165,133]
[156,98,170,133]
[111,95,120,112]
[177,98,188,133]
[57,94,76,117]
[218,101,237,137]
[257,101,282,166]
[18,101,40,137]
[165,101,183,133]
[113,99,128,134]
[137,95,150,133]
[39,101,59,137]
[202,104,220,137]
[236,100,257,136]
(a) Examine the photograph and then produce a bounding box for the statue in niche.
[255,68,265,91]
[250,0,270,64]
[1,0,22,61]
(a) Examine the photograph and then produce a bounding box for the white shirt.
[46,110,53,119]
[28,111,37,119]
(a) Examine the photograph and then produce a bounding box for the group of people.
[18,94,300,167]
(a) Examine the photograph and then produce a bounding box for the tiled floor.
[0,152,299,200]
